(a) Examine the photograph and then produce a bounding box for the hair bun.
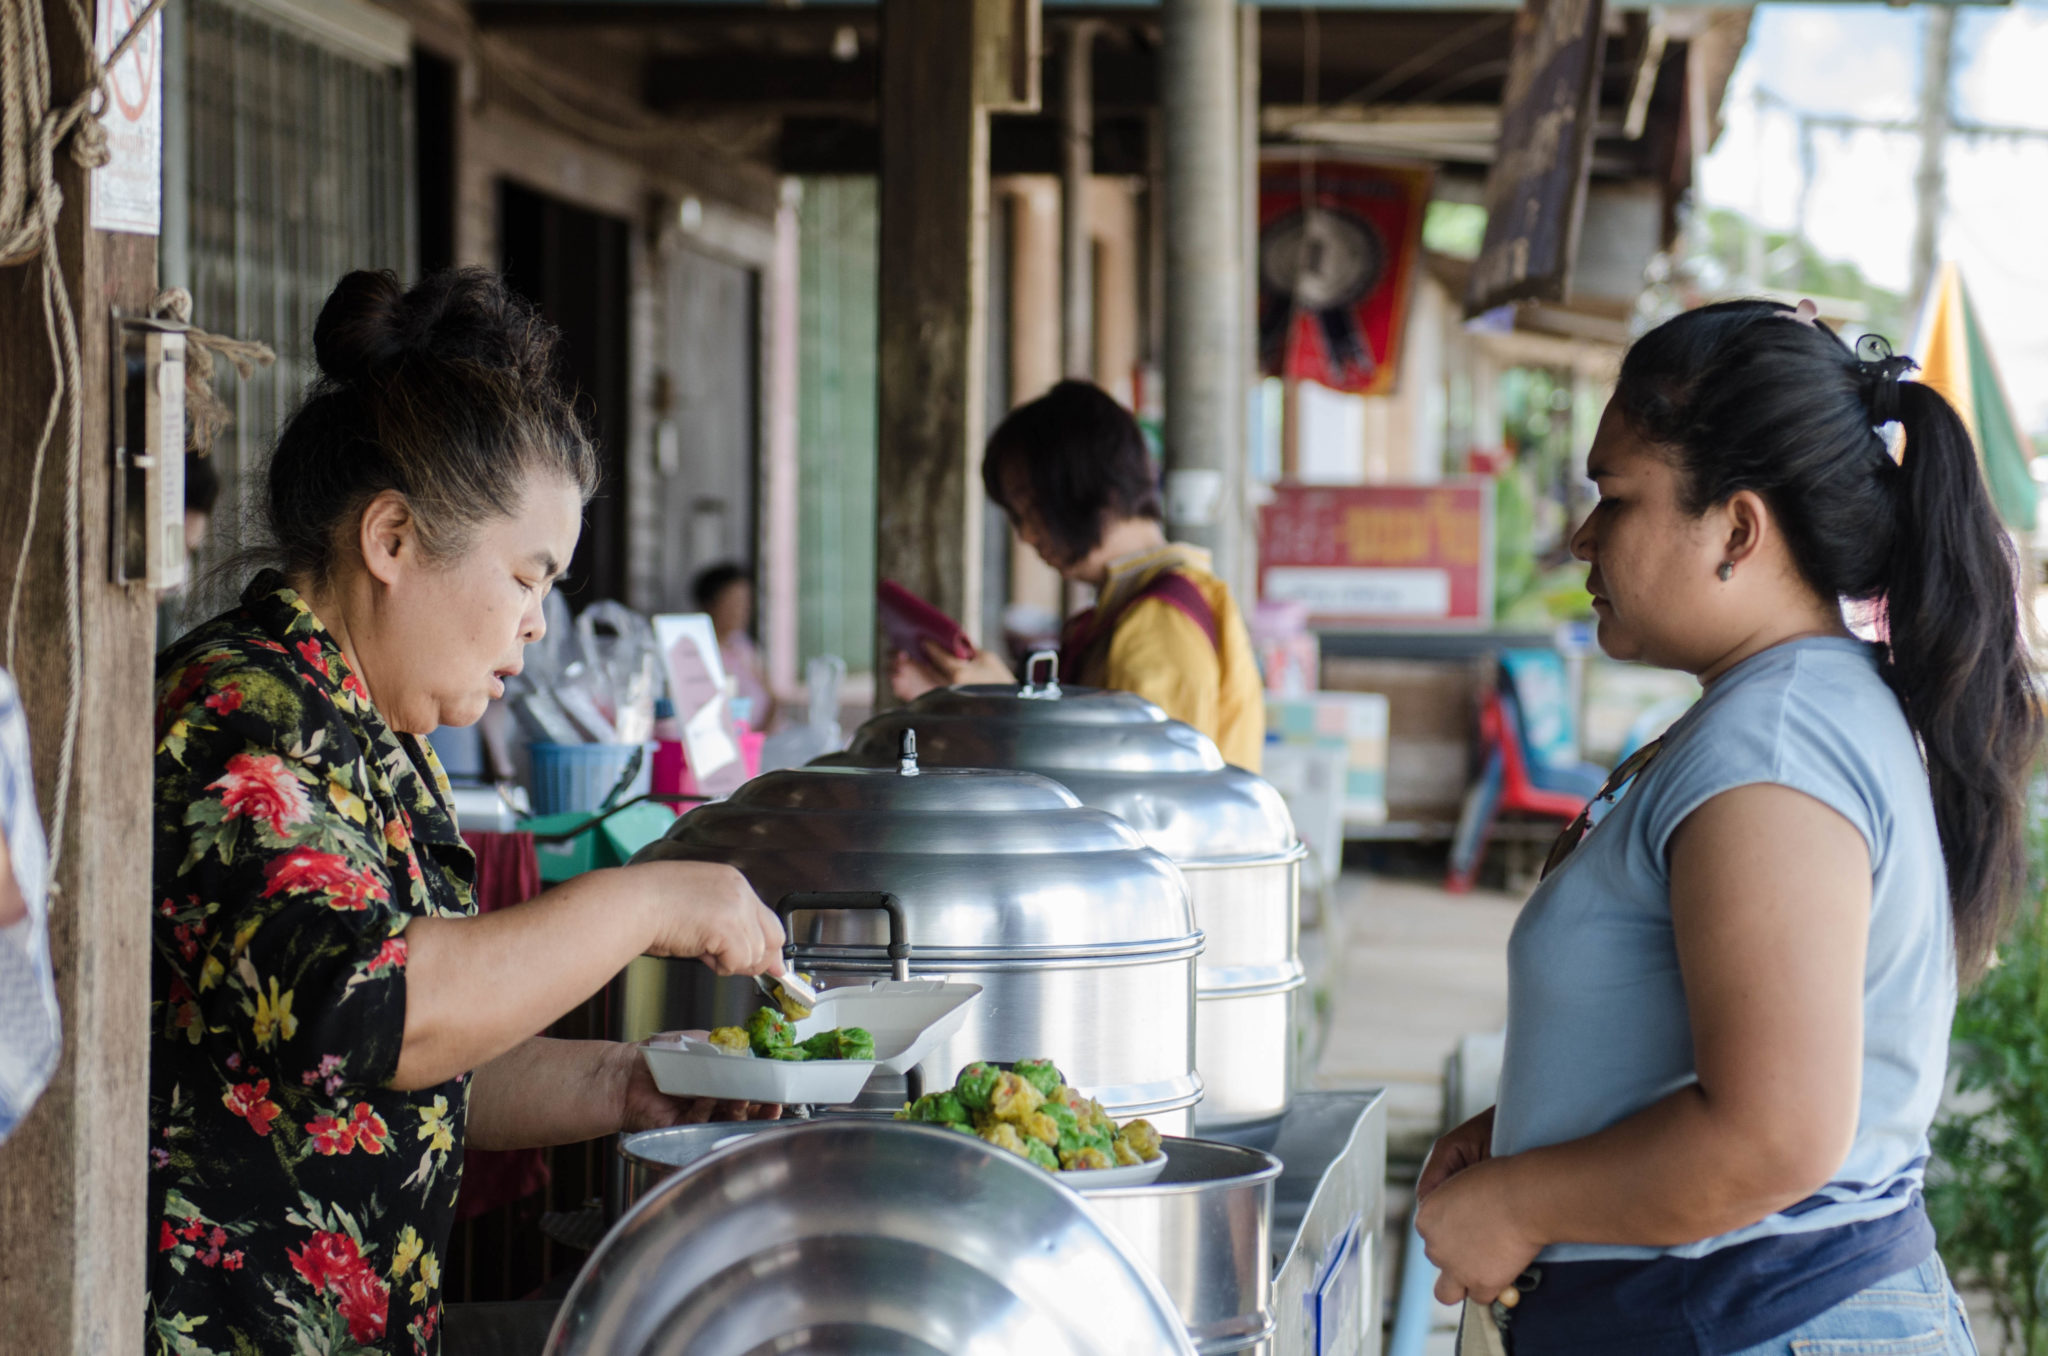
[312,267,558,386]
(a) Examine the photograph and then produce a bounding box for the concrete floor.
[1307,867,2010,1356]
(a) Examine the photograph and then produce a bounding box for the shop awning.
[1911,262,2038,533]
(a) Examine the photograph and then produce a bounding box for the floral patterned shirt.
[149,573,476,1355]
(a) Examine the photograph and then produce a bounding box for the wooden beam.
[0,6,159,1351]
[875,0,1034,663]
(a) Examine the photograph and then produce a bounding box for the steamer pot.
[825,681,1306,1136]
[553,1121,1196,1356]
[617,1124,1280,1354]
[617,752,1205,1132]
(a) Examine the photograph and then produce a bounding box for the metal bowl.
[550,1120,1197,1356]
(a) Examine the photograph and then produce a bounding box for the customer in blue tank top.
[1415,298,2040,1356]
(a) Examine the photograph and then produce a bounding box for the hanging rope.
[150,285,276,453]
[1,0,167,889]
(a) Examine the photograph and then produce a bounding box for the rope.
[1,0,168,891]
[150,286,276,453]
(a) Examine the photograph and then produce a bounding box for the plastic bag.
[759,655,848,772]
[573,600,661,744]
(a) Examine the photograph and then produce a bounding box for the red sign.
[1257,159,1432,395]
[1258,483,1495,629]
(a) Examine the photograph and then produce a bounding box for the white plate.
[638,979,983,1103]
[639,1035,879,1105]
[794,979,983,1074]
[1062,1149,1170,1189]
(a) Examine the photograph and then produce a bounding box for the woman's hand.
[1418,1105,1496,1199]
[888,641,1015,702]
[631,861,786,977]
[611,1039,781,1132]
[1415,1156,1544,1306]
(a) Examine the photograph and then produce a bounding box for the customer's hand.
[1417,1104,1496,1199]
[613,1039,782,1131]
[1415,1155,1542,1306]
[888,642,1016,702]
[631,861,785,976]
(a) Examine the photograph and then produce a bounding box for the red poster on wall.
[1259,483,1495,629]
[1257,159,1433,396]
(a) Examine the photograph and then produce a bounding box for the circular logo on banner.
[108,0,158,123]
[1258,207,1386,313]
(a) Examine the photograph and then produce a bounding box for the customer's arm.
[1418,783,1870,1302]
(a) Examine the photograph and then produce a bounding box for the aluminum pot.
[825,680,1306,1136]
[552,1120,1196,1356]
[617,754,1205,1132]
[618,1125,1281,1355]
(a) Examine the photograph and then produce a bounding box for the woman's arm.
[465,1037,779,1150]
[392,860,784,1091]
[1419,783,1870,1301]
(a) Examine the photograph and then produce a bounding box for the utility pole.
[1910,5,1956,317]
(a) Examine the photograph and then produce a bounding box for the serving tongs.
[755,968,822,1013]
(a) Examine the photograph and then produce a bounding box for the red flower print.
[307,1114,356,1156]
[175,924,199,962]
[157,659,218,729]
[287,1229,364,1292]
[209,752,313,837]
[158,897,176,916]
[204,688,244,715]
[179,1216,205,1242]
[335,1265,390,1343]
[248,638,288,654]
[296,639,331,679]
[222,1079,280,1136]
[340,673,370,704]
[223,1250,244,1271]
[365,936,407,975]
[262,848,387,910]
[158,1221,178,1252]
[416,1306,439,1341]
[347,1103,389,1155]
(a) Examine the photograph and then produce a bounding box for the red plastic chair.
[1444,688,1593,893]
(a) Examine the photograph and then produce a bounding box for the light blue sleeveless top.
[1494,636,1954,1263]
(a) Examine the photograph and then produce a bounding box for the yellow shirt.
[1080,544,1265,772]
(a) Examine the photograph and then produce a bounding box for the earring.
[1717,562,1734,582]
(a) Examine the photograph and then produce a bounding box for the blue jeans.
[1725,1254,1979,1355]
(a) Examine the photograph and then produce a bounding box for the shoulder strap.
[1130,570,1220,652]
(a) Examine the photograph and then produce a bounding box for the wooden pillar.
[876,0,1037,667]
[1003,178,1066,620]
[0,5,160,1350]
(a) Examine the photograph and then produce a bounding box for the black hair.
[184,453,221,516]
[982,379,1162,567]
[262,268,598,586]
[1615,299,2041,978]
[692,561,752,614]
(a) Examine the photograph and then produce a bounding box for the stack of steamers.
[617,672,1308,1143]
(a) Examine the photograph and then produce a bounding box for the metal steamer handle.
[1018,650,1062,700]
[771,891,921,1102]
[773,891,911,982]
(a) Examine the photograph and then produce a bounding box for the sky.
[1697,1,2048,433]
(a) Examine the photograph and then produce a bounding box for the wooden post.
[876,0,1036,670]
[0,6,160,1351]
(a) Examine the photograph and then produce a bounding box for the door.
[499,181,633,605]
[654,246,760,612]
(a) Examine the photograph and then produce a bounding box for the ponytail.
[1615,300,2042,980]
[1883,380,2039,977]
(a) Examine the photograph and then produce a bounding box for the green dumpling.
[766,1045,811,1062]
[954,1062,1002,1113]
[918,1090,969,1126]
[798,1030,845,1060]
[835,1027,876,1061]
[745,1006,795,1055]
[1013,1059,1063,1098]
[1023,1137,1059,1171]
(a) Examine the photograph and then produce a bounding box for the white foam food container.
[638,978,982,1103]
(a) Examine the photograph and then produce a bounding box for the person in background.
[890,380,1265,771]
[693,562,774,731]
[1414,300,2032,1354]
[155,453,222,646]
[0,667,59,1144]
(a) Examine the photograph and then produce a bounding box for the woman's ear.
[357,490,416,588]
[1721,489,1770,569]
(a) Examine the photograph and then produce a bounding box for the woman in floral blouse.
[149,269,787,1356]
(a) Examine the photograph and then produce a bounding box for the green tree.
[1928,794,2048,1354]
